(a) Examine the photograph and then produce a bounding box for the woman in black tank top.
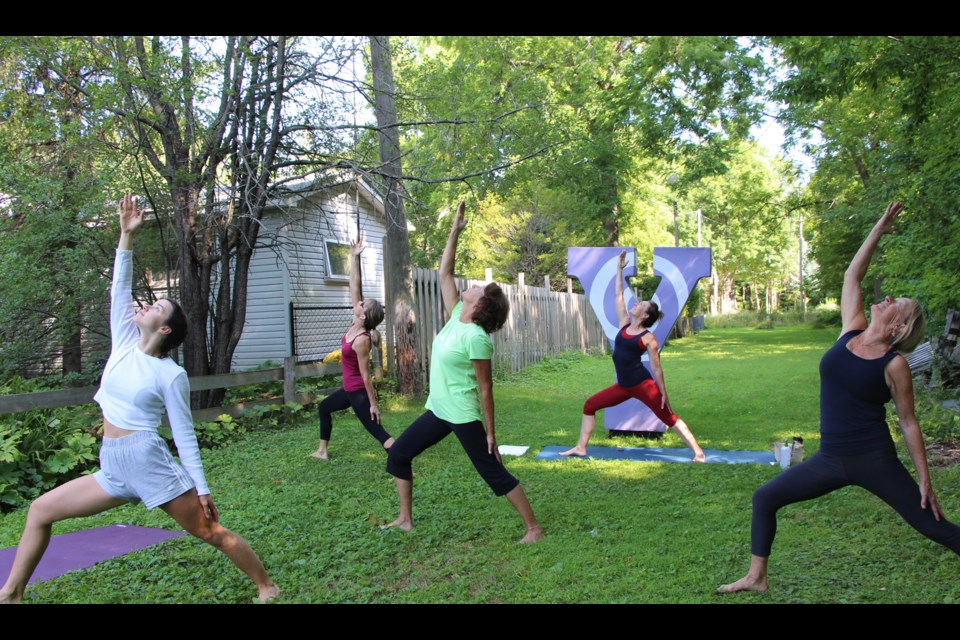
[720,201,960,594]
[560,250,706,462]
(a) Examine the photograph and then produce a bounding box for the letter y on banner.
[568,246,712,432]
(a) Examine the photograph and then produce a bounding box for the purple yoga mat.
[0,524,186,585]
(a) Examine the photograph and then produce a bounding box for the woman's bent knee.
[191,522,228,547]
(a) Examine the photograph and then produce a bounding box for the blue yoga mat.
[0,524,186,585]
[536,445,776,465]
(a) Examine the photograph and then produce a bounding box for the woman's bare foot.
[258,583,281,602]
[309,449,328,460]
[0,588,22,604]
[519,525,544,544]
[380,517,413,532]
[559,446,587,457]
[717,574,768,594]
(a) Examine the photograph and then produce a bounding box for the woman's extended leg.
[668,419,706,463]
[383,411,452,531]
[312,388,352,459]
[505,486,544,544]
[630,379,706,462]
[447,420,543,543]
[719,453,848,593]
[0,475,126,603]
[852,450,960,554]
[346,389,394,450]
[160,489,279,602]
[560,384,632,457]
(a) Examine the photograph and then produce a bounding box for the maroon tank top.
[341,332,369,392]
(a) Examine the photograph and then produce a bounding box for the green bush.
[907,387,960,443]
[706,310,808,330]
[811,298,842,328]
[0,399,100,511]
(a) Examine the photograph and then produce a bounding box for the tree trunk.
[710,267,718,315]
[721,275,737,314]
[369,35,423,395]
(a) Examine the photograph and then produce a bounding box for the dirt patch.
[927,439,960,467]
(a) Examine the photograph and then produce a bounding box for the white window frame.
[323,238,352,281]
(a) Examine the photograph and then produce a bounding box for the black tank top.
[819,329,899,455]
[613,325,652,387]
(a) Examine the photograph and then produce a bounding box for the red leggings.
[583,378,679,427]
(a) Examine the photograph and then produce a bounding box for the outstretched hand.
[118,194,144,237]
[875,201,903,236]
[452,201,467,233]
[350,235,365,256]
[617,249,627,271]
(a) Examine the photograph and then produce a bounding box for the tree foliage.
[770,36,960,328]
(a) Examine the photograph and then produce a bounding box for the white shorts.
[93,430,195,509]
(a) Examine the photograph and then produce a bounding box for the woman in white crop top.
[0,195,279,603]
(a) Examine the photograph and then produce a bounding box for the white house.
[230,175,388,371]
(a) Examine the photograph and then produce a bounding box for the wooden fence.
[0,357,339,420]
[403,268,607,380]
[3,271,607,417]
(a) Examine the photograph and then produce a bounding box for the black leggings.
[318,388,392,446]
[752,448,960,557]
[386,410,520,496]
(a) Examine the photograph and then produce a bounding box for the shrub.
[0,398,100,511]
[811,298,842,328]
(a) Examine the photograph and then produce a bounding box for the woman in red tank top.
[309,236,393,460]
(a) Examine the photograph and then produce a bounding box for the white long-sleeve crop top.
[93,250,210,496]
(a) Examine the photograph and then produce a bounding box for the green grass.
[2,325,958,603]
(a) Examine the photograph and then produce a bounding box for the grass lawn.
[2,325,958,604]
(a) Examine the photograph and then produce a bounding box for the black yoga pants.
[318,387,391,445]
[751,448,960,557]
[386,410,520,496]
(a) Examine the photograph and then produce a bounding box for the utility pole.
[673,200,679,246]
[798,212,806,317]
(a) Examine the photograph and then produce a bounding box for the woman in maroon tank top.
[309,236,393,460]
[560,250,706,462]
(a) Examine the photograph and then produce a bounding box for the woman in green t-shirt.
[382,202,543,544]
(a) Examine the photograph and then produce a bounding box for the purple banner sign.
[568,246,712,432]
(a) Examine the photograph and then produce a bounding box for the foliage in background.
[769,36,960,332]
[0,377,100,511]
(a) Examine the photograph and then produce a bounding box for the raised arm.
[110,195,146,350]
[886,356,942,521]
[349,236,364,306]
[615,250,628,328]
[117,193,145,251]
[439,201,467,316]
[842,201,902,334]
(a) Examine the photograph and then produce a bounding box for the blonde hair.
[891,300,926,354]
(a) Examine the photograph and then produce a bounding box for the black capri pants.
[386,410,520,496]
[751,447,960,557]
[319,387,392,446]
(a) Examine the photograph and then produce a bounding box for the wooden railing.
[0,357,339,421]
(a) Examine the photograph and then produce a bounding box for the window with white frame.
[324,239,352,280]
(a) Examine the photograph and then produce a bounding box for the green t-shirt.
[424,301,493,424]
